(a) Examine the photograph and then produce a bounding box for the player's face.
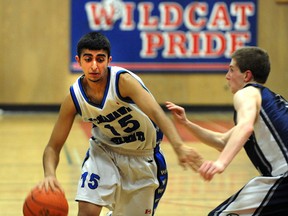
[225,59,247,94]
[76,49,112,82]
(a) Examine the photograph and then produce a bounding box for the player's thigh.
[113,185,157,216]
[78,201,102,216]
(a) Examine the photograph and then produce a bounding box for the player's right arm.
[41,94,77,191]
[165,101,233,151]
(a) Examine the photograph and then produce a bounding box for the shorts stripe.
[153,145,168,215]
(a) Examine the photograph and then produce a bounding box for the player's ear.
[75,55,81,65]
[108,56,112,64]
[244,70,253,82]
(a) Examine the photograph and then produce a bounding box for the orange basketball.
[23,186,69,216]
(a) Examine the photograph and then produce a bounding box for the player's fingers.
[165,101,174,107]
[47,178,61,193]
[199,171,212,181]
[165,103,173,110]
[187,157,202,172]
[192,157,204,169]
[199,161,209,172]
[199,161,211,179]
[48,179,65,194]
[43,180,52,192]
[205,166,215,181]
[55,182,65,194]
[184,156,200,172]
[202,163,217,181]
[179,160,188,170]
[188,161,199,172]
[37,181,44,190]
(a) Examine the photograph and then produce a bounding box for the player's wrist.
[172,143,184,153]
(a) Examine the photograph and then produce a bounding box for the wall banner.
[70,0,257,73]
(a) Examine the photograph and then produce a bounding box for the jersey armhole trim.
[70,86,82,116]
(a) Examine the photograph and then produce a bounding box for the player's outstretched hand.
[198,160,225,181]
[176,144,204,172]
[165,101,187,125]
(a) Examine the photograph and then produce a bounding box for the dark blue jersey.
[235,83,288,176]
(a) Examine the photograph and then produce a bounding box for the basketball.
[23,186,69,216]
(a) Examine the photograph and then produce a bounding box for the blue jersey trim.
[70,86,82,116]
[77,71,111,109]
[115,69,150,104]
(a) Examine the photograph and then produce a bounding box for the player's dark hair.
[232,47,270,84]
[77,32,111,58]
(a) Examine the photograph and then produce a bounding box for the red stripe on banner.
[110,62,228,71]
[71,62,228,72]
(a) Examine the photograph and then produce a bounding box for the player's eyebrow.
[229,64,236,69]
[82,53,93,57]
[96,53,106,57]
[82,53,106,57]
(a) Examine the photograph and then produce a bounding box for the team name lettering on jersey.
[111,131,145,144]
[88,105,147,145]
[88,106,132,123]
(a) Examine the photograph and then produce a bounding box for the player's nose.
[91,60,97,70]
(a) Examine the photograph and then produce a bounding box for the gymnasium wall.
[0,1,287,108]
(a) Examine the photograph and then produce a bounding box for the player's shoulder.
[111,66,140,81]
[234,84,261,106]
[239,84,261,96]
[110,66,130,73]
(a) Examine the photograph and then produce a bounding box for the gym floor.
[0,111,257,215]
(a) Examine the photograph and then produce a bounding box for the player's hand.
[165,101,187,125]
[38,176,64,193]
[176,144,204,172]
[198,160,225,181]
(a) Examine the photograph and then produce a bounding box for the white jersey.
[71,67,168,215]
[70,66,163,151]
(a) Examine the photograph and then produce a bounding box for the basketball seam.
[31,191,68,213]
[24,199,37,216]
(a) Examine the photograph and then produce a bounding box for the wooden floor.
[0,111,258,216]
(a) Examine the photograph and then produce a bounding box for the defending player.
[39,32,203,216]
[166,47,288,215]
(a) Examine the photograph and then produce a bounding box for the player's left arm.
[199,87,261,180]
[119,72,204,170]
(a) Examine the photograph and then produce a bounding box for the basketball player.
[39,32,203,216]
[166,47,288,215]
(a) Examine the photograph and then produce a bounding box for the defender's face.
[225,59,246,94]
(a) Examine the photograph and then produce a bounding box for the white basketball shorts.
[75,141,168,216]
